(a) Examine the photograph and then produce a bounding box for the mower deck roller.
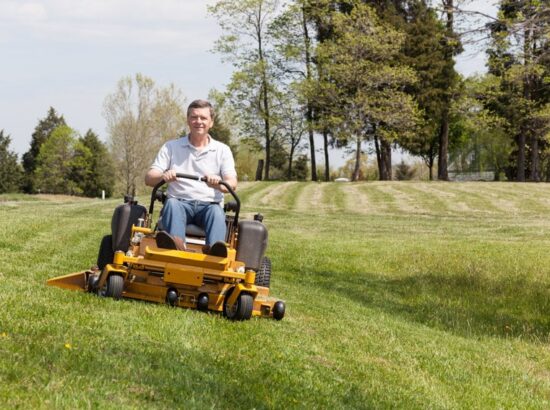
[47,173,285,321]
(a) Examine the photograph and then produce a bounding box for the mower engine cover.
[236,220,268,271]
[111,200,146,252]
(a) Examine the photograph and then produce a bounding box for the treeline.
[2,0,549,196]
[208,0,550,182]
[0,109,115,197]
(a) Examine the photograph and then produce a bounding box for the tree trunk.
[530,134,540,182]
[288,145,295,181]
[352,135,362,182]
[374,134,383,179]
[437,0,454,181]
[255,160,264,181]
[517,130,526,182]
[302,6,317,182]
[381,138,392,181]
[323,130,330,181]
[261,82,271,181]
[256,3,271,181]
[525,24,539,182]
[438,114,449,181]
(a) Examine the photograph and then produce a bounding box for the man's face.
[188,107,214,137]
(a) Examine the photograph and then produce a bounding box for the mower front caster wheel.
[273,301,285,320]
[223,288,253,321]
[104,274,124,300]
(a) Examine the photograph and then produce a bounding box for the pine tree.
[396,1,454,180]
[487,0,550,182]
[22,107,66,193]
[72,130,116,197]
[0,130,23,193]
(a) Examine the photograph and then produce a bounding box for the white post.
[102,190,105,200]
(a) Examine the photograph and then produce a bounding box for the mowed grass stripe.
[485,182,550,215]
[386,182,451,216]
[228,180,265,207]
[354,182,401,214]
[433,182,509,215]
[321,182,347,212]
[238,181,285,211]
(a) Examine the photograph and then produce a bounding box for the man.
[145,99,237,253]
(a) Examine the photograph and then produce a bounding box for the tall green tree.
[270,0,321,180]
[436,0,462,181]
[71,130,116,198]
[449,75,512,180]
[390,1,452,180]
[487,0,550,181]
[209,0,281,180]
[316,0,419,181]
[22,107,66,193]
[34,125,78,195]
[0,130,23,193]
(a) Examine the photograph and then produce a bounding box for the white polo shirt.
[150,135,237,203]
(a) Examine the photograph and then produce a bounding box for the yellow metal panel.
[125,281,166,303]
[164,263,204,287]
[46,271,88,291]
[144,246,232,270]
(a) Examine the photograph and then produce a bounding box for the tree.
[209,0,281,180]
[316,1,419,181]
[270,0,320,180]
[449,75,512,180]
[103,74,186,195]
[0,130,23,193]
[387,1,451,180]
[487,0,550,182]
[34,125,78,194]
[22,107,66,193]
[436,0,463,181]
[71,130,116,197]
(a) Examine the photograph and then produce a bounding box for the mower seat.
[185,224,206,245]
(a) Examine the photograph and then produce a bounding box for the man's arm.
[145,168,179,187]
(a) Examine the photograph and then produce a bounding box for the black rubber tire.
[254,256,271,288]
[104,274,124,300]
[273,301,285,321]
[223,288,253,321]
[97,235,114,270]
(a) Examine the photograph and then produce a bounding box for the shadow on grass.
[308,269,550,340]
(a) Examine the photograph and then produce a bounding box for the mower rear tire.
[97,235,114,270]
[105,274,124,300]
[255,256,271,288]
[223,288,253,321]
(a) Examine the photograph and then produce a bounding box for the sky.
[1,0,499,163]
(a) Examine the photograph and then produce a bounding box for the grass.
[2,181,550,408]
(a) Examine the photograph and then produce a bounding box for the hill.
[1,181,549,408]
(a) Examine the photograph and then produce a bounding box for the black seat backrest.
[186,224,206,238]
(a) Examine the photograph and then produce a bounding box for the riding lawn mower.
[47,174,285,321]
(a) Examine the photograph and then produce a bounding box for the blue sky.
[1,0,498,161]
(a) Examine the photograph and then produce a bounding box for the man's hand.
[162,169,179,183]
[204,174,222,189]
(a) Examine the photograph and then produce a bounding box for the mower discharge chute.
[47,173,285,321]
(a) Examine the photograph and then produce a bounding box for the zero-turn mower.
[47,174,285,321]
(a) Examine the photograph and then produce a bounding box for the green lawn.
[1,182,550,409]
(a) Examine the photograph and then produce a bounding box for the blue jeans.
[159,198,226,245]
